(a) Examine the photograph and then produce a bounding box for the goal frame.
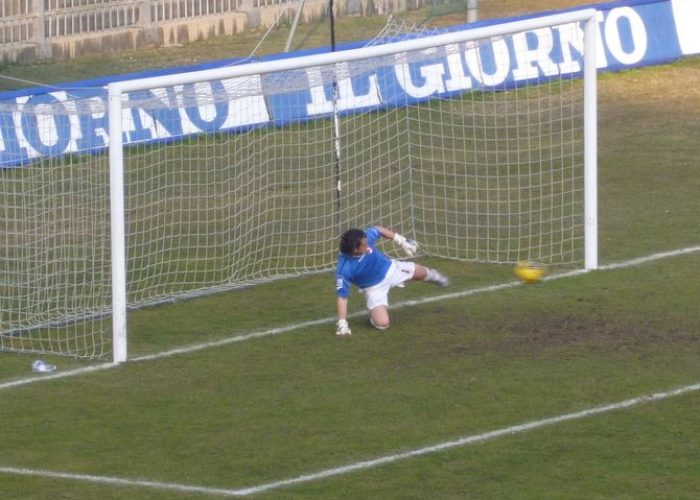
[107,9,598,363]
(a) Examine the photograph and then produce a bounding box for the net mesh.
[0,19,586,358]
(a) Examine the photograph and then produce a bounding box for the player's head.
[340,228,367,255]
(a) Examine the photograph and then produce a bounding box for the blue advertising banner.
[0,0,698,167]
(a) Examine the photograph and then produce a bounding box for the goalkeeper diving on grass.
[335,226,449,336]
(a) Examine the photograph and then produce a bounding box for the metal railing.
[0,0,259,46]
[45,0,141,37]
[151,0,242,22]
[1,1,34,45]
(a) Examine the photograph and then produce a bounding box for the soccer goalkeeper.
[335,225,449,336]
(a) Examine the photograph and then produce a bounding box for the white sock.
[425,268,440,283]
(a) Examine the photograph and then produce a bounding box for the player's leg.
[414,263,449,286]
[365,282,392,330]
[362,261,447,331]
[370,306,391,329]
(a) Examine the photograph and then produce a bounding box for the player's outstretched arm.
[336,297,352,336]
[376,226,418,257]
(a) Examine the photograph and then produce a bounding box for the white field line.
[1,244,699,394]
[1,380,699,497]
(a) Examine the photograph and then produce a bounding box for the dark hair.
[340,228,366,255]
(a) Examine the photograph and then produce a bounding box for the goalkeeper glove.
[336,319,352,336]
[393,233,418,257]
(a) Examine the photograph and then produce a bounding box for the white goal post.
[0,9,597,363]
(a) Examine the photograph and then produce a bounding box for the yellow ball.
[514,261,546,284]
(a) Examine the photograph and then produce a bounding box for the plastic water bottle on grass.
[31,360,56,373]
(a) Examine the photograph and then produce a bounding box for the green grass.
[1,1,700,498]
[1,256,699,498]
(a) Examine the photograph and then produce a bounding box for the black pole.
[329,0,337,52]
[329,0,342,229]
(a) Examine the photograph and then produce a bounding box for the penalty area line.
[1,380,699,496]
[235,381,700,496]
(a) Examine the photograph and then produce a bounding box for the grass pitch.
[1,1,700,498]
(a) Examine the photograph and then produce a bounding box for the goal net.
[0,10,597,361]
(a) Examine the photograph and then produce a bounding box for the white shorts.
[361,260,416,311]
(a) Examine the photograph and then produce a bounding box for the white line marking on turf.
[234,381,700,496]
[597,245,700,270]
[1,381,699,496]
[1,244,699,395]
[0,363,118,391]
[0,466,241,497]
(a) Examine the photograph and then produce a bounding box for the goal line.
[4,244,698,395]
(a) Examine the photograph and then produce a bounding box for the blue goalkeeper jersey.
[335,226,392,298]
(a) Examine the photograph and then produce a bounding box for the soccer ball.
[514,261,546,284]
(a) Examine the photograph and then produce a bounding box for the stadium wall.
[0,0,698,167]
[0,0,423,64]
